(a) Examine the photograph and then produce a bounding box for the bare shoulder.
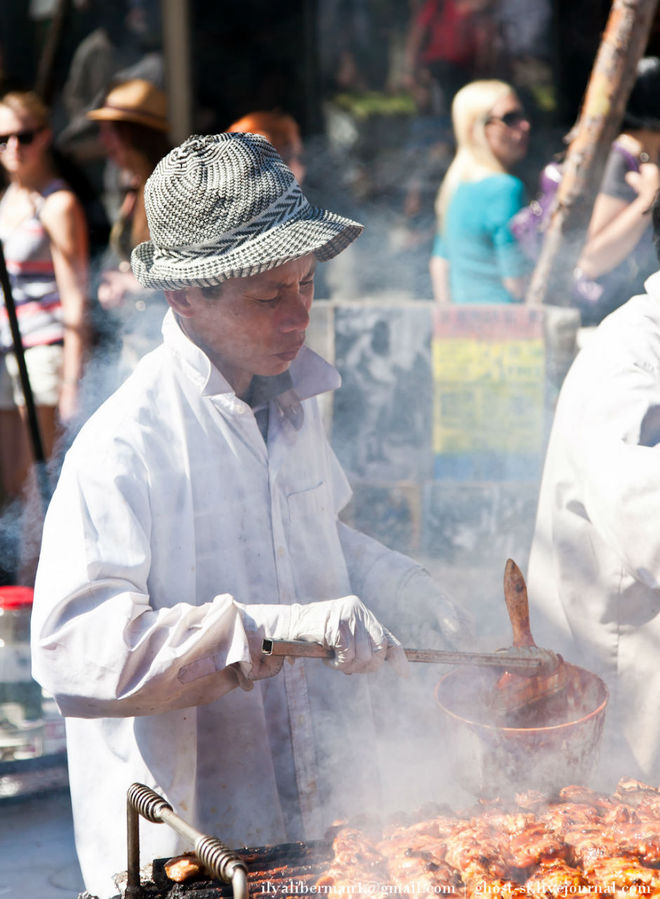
[41,186,82,218]
[42,187,80,214]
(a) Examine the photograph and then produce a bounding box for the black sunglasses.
[486,111,528,128]
[0,128,42,149]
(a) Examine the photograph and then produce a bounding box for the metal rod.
[126,783,248,899]
[0,241,45,461]
[0,240,51,506]
[126,800,143,899]
[404,648,543,668]
[262,639,549,670]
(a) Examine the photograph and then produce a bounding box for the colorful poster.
[432,305,545,479]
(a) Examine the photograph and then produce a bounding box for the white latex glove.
[290,595,408,676]
[234,596,408,683]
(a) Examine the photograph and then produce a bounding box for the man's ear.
[164,288,194,318]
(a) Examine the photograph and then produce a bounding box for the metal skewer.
[262,639,559,671]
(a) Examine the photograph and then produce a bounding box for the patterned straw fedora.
[131,132,363,290]
[87,78,169,132]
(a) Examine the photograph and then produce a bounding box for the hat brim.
[131,205,363,290]
[86,108,169,132]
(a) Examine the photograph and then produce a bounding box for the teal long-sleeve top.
[432,173,529,304]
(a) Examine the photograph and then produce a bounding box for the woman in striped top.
[0,91,88,500]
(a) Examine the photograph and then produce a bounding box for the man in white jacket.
[527,197,660,789]
[31,133,463,899]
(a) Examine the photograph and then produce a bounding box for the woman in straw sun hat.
[86,78,171,386]
[88,78,170,289]
[32,131,465,899]
[87,78,169,133]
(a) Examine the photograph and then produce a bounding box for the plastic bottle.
[0,586,43,760]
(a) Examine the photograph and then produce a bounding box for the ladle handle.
[261,639,546,670]
[503,559,535,648]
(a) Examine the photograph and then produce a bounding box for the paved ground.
[0,789,84,898]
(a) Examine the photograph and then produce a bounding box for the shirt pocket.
[287,481,328,518]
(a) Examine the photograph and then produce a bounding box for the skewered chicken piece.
[562,826,613,866]
[506,821,568,868]
[463,873,526,899]
[315,866,378,899]
[514,790,550,813]
[585,855,660,896]
[386,848,462,898]
[377,831,450,865]
[615,777,659,795]
[602,803,640,826]
[444,822,510,880]
[315,826,387,899]
[381,814,464,844]
[538,801,604,834]
[612,826,660,866]
[163,852,205,882]
[614,779,660,818]
[524,857,589,897]
[330,826,384,868]
[375,818,466,898]
[475,810,537,835]
[558,785,621,813]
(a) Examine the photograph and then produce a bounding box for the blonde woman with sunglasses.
[0,91,88,501]
[430,79,531,304]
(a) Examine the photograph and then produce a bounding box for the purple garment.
[510,143,656,325]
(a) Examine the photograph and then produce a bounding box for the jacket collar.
[645,270,660,301]
[162,308,340,402]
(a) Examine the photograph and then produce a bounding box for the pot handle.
[503,559,536,648]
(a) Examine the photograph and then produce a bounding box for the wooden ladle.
[494,559,568,717]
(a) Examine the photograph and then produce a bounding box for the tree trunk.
[526,0,659,307]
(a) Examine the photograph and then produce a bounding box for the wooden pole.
[161,0,194,145]
[34,0,71,105]
[526,0,659,307]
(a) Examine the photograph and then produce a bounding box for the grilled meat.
[524,857,588,897]
[585,855,660,896]
[463,873,526,899]
[163,852,204,883]
[506,821,567,868]
[315,826,387,899]
[315,779,660,898]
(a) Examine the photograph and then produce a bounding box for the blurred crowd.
[0,0,659,586]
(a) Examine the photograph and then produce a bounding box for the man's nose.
[280,293,311,331]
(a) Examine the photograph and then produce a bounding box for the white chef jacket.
[31,310,427,899]
[527,273,660,787]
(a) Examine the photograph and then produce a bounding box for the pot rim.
[434,663,609,735]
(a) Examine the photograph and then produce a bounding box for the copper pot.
[435,661,608,799]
